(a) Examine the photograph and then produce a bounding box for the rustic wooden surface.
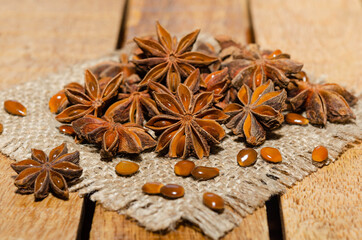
[0,0,361,239]
[0,0,124,239]
[251,0,362,239]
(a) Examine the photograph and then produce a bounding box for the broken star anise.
[10,143,82,200]
[56,70,123,123]
[288,77,357,125]
[146,84,228,159]
[104,86,159,126]
[224,80,286,146]
[72,115,157,158]
[133,22,218,92]
[221,44,303,90]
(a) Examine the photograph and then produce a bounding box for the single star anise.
[221,44,303,90]
[224,80,286,146]
[288,77,357,125]
[55,70,123,123]
[104,85,159,126]
[10,143,82,200]
[146,84,228,159]
[133,22,218,92]
[49,82,84,114]
[72,115,157,158]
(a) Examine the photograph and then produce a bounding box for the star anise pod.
[72,115,157,158]
[55,70,123,123]
[49,82,84,114]
[133,22,218,92]
[104,86,159,126]
[146,84,228,159]
[224,80,286,146]
[288,77,357,125]
[221,44,303,90]
[10,143,82,200]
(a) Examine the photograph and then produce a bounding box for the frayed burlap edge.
[0,37,361,240]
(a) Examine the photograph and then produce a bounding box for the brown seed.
[160,184,184,199]
[191,166,219,180]
[59,125,76,136]
[0,123,3,134]
[49,90,67,114]
[174,160,195,177]
[237,148,257,167]
[203,192,225,212]
[312,146,328,162]
[260,147,282,163]
[115,161,139,176]
[142,182,164,195]
[4,100,27,116]
[285,113,309,125]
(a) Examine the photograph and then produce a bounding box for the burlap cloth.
[0,38,361,239]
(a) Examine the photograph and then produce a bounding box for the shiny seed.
[59,125,76,136]
[115,161,139,176]
[0,123,3,134]
[312,146,328,162]
[174,160,195,177]
[260,147,282,163]
[4,100,27,116]
[49,91,66,113]
[285,113,309,125]
[142,182,164,195]
[160,184,184,199]
[191,166,219,180]
[203,192,224,212]
[237,148,257,167]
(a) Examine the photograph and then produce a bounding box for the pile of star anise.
[49,22,358,160]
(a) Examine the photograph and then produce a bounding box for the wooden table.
[0,0,361,239]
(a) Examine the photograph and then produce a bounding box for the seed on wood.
[174,160,195,176]
[142,182,164,195]
[160,184,184,199]
[115,161,139,176]
[260,147,282,163]
[191,166,219,180]
[312,146,328,162]
[4,100,27,116]
[203,192,224,212]
[237,148,257,167]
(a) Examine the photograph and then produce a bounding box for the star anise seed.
[146,84,228,159]
[49,82,84,114]
[10,143,82,200]
[224,80,286,146]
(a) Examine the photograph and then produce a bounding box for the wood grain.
[0,0,124,239]
[251,0,362,239]
[90,0,270,239]
[0,0,124,89]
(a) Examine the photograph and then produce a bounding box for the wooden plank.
[0,0,124,239]
[0,0,124,89]
[251,0,362,239]
[90,0,270,239]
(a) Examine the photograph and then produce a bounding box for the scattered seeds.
[312,146,328,162]
[237,148,257,167]
[191,166,219,180]
[115,161,139,176]
[160,184,184,199]
[4,100,27,116]
[260,147,282,163]
[203,192,224,212]
[174,160,195,177]
[142,182,164,195]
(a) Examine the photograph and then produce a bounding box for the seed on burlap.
[142,182,164,195]
[174,160,195,176]
[237,148,257,167]
[312,146,328,162]
[160,184,184,199]
[203,192,224,212]
[4,100,27,116]
[285,113,309,125]
[115,161,139,176]
[260,147,282,163]
[0,123,3,134]
[191,166,219,180]
[59,125,76,136]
